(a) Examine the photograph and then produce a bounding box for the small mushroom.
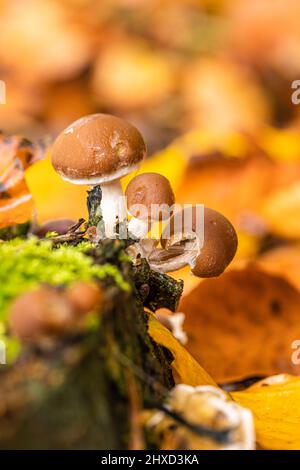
[9,282,103,343]
[155,308,187,345]
[9,286,74,342]
[66,281,103,315]
[51,114,146,238]
[149,206,238,277]
[125,172,175,239]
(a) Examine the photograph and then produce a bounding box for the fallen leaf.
[148,314,218,388]
[0,133,44,228]
[258,126,300,162]
[26,153,89,223]
[256,244,300,291]
[176,147,300,238]
[92,39,177,111]
[180,268,300,383]
[150,313,300,450]
[261,182,300,238]
[182,58,270,133]
[232,374,300,450]
[123,144,187,196]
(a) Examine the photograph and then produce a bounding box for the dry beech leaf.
[0,133,44,228]
[182,58,270,134]
[175,129,252,162]
[176,151,300,236]
[261,183,300,238]
[258,126,300,162]
[148,314,218,388]
[232,374,300,450]
[26,153,89,223]
[123,144,187,196]
[179,268,300,383]
[256,245,300,292]
[149,316,300,450]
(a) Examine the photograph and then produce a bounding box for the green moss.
[0,237,130,326]
[45,231,58,238]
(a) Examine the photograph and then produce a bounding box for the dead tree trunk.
[0,239,182,449]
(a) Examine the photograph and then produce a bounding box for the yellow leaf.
[26,153,88,223]
[256,244,300,292]
[122,145,187,195]
[232,374,300,450]
[149,316,300,449]
[148,314,218,388]
[176,129,249,160]
[261,182,300,238]
[258,127,300,162]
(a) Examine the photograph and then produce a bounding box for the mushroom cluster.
[51,113,238,278]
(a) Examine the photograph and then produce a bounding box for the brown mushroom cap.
[9,286,74,341]
[51,114,146,183]
[125,172,175,220]
[66,281,103,315]
[161,206,238,277]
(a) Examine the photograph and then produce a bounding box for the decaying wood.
[0,239,180,449]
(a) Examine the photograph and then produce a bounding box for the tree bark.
[0,239,182,449]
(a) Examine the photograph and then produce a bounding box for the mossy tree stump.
[0,239,182,449]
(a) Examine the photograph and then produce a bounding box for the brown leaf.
[256,244,300,291]
[180,268,300,383]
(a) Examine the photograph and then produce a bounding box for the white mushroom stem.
[166,313,187,345]
[100,179,127,238]
[127,217,150,239]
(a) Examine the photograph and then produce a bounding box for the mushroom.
[66,281,103,315]
[125,172,175,239]
[9,282,103,343]
[9,286,74,341]
[149,206,238,277]
[51,114,146,238]
[155,308,187,345]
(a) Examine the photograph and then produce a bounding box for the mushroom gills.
[149,233,200,273]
